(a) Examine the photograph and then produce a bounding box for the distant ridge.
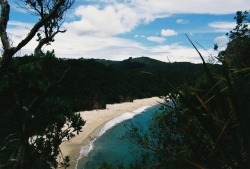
[10,56,221,112]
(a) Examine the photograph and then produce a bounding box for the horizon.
[5,0,250,63]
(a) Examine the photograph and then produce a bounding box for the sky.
[3,0,250,63]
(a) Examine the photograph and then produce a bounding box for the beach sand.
[58,97,164,169]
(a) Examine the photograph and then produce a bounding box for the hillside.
[7,56,218,112]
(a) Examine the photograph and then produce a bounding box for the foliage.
[97,162,126,169]
[0,54,206,168]
[16,0,75,55]
[227,10,250,39]
[0,1,86,168]
[115,10,250,169]
[0,53,206,168]
[0,0,72,75]
[5,56,207,112]
[0,52,85,169]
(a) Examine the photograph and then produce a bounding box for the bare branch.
[0,0,71,75]
[15,0,69,53]
[0,134,18,152]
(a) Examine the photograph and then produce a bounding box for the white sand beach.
[59,97,164,169]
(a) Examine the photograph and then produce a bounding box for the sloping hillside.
[8,56,218,111]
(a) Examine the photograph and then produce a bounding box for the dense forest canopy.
[99,10,250,169]
[0,1,85,168]
[4,55,210,111]
[1,0,249,168]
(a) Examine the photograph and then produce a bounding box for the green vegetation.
[0,1,85,168]
[1,1,248,169]
[0,53,208,168]
[1,55,207,113]
[0,51,85,168]
[99,10,250,169]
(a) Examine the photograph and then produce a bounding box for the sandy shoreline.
[59,97,164,169]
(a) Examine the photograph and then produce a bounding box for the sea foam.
[78,106,151,159]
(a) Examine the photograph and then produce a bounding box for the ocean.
[77,104,162,169]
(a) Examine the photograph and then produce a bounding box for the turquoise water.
[81,104,162,169]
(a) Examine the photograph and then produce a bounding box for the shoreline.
[59,97,164,169]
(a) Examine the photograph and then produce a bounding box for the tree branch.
[15,0,67,54]
[0,0,11,50]
[0,0,68,76]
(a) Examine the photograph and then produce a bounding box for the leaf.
[195,93,209,112]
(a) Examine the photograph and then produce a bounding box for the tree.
[0,1,85,169]
[0,0,73,75]
[15,0,74,56]
[119,10,250,169]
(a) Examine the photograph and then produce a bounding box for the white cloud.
[208,22,236,32]
[46,28,214,63]
[63,5,139,37]
[50,35,215,63]
[44,29,145,59]
[8,21,33,28]
[5,18,220,64]
[6,21,217,63]
[147,36,166,43]
[117,0,249,15]
[8,0,249,63]
[66,0,250,38]
[176,19,189,24]
[161,29,177,37]
[3,21,38,56]
[149,44,218,63]
[214,35,229,50]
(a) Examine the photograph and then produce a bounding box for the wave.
[78,106,151,160]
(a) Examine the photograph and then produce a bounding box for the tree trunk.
[34,38,49,56]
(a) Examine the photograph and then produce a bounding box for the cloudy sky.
[5,0,250,63]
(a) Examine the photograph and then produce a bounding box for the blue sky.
[3,0,250,63]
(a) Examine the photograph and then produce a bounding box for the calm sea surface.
[79,104,162,169]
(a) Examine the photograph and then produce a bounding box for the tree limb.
[0,0,68,75]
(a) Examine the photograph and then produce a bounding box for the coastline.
[59,97,164,169]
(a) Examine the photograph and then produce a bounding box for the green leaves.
[0,52,85,169]
[116,10,250,169]
[228,10,250,39]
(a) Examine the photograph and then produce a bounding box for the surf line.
[75,105,152,168]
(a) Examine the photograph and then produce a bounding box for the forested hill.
[9,55,219,112]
